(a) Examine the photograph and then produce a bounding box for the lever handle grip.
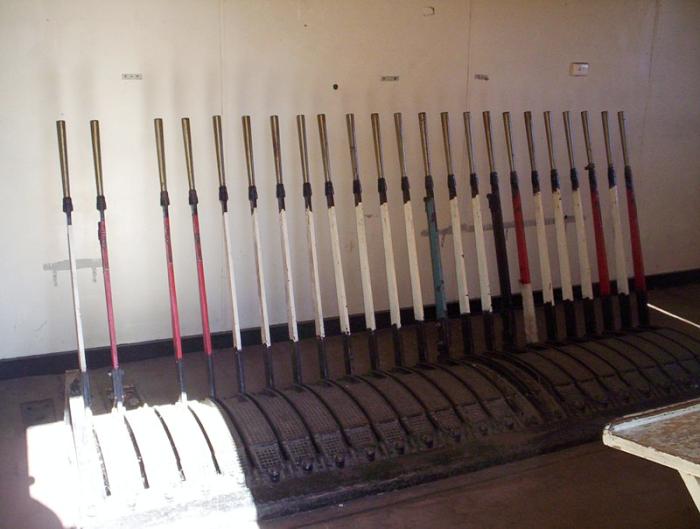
[502,112,515,173]
[56,120,71,199]
[463,112,477,175]
[482,111,496,173]
[154,118,168,192]
[581,110,594,165]
[90,120,104,197]
[181,117,196,191]
[562,111,576,169]
[212,115,226,187]
[270,115,283,185]
[524,111,537,172]
[543,111,557,171]
[345,113,360,181]
[418,112,431,176]
[601,111,613,167]
[242,115,256,187]
[393,113,408,178]
[440,112,453,175]
[296,115,311,184]
[371,113,384,179]
[317,114,332,183]
[617,111,631,166]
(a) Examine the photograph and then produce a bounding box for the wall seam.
[639,0,661,163]
[218,0,227,330]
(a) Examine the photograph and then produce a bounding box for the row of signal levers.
[55,110,647,410]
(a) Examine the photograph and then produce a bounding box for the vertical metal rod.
[56,120,91,408]
[181,118,216,398]
[242,115,275,388]
[617,111,649,326]
[581,111,614,332]
[371,113,404,366]
[440,112,474,355]
[464,112,495,351]
[296,114,329,379]
[418,112,451,360]
[212,115,245,393]
[90,120,124,409]
[482,111,516,349]
[270,115,302,384]
[394,113,428,362]
[563,112,597,336]
[524,112,557,342]
[346,113,379,370]
[544,111,578,339]
[503,112,538,344]
[602,111,632,329]
[153,118,186,402]
[318,114,354,375]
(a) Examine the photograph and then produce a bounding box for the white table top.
[603,398,700,477]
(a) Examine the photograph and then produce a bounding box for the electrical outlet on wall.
[569,63,589,76]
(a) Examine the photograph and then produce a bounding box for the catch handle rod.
[346,113,361,181]
[213,115,230,212]
[563,111,576,170]
[393,113,408,178]
[213,115,226,187]
[483,111,496,173]
[617,111,631,167]
[543,111,557,171]
[418,112,432,177]
[270,115,284,185]
[463,112,477,176]
[181,118,196,192]
[581,110,594,166]
[297,115,311,184]
[502,112,516,172]
[57,121,72,213]
[524,111,537,172]
[318,114,332,183]
[242,115,259,212]
[154,118,170,205]
[372,113,390,207]
[242,116,256,187]
[346,114,364,207]
[371,113,385,180]
[601,111,614,167]
[440,112,454,175]
[271,115,286,212]
[297,114,314,211]
[90,120,106,204]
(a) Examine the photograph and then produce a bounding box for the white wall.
[0,0,698,360]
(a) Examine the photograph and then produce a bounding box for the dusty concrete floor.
[263,442,699,529]
[1,284,700,528]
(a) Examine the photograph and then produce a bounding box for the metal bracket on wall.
[43,258,101,286]
[421,214,575,238]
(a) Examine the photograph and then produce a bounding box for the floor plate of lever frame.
[61,322,700,524]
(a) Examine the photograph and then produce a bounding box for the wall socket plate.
[569,62,589,76]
